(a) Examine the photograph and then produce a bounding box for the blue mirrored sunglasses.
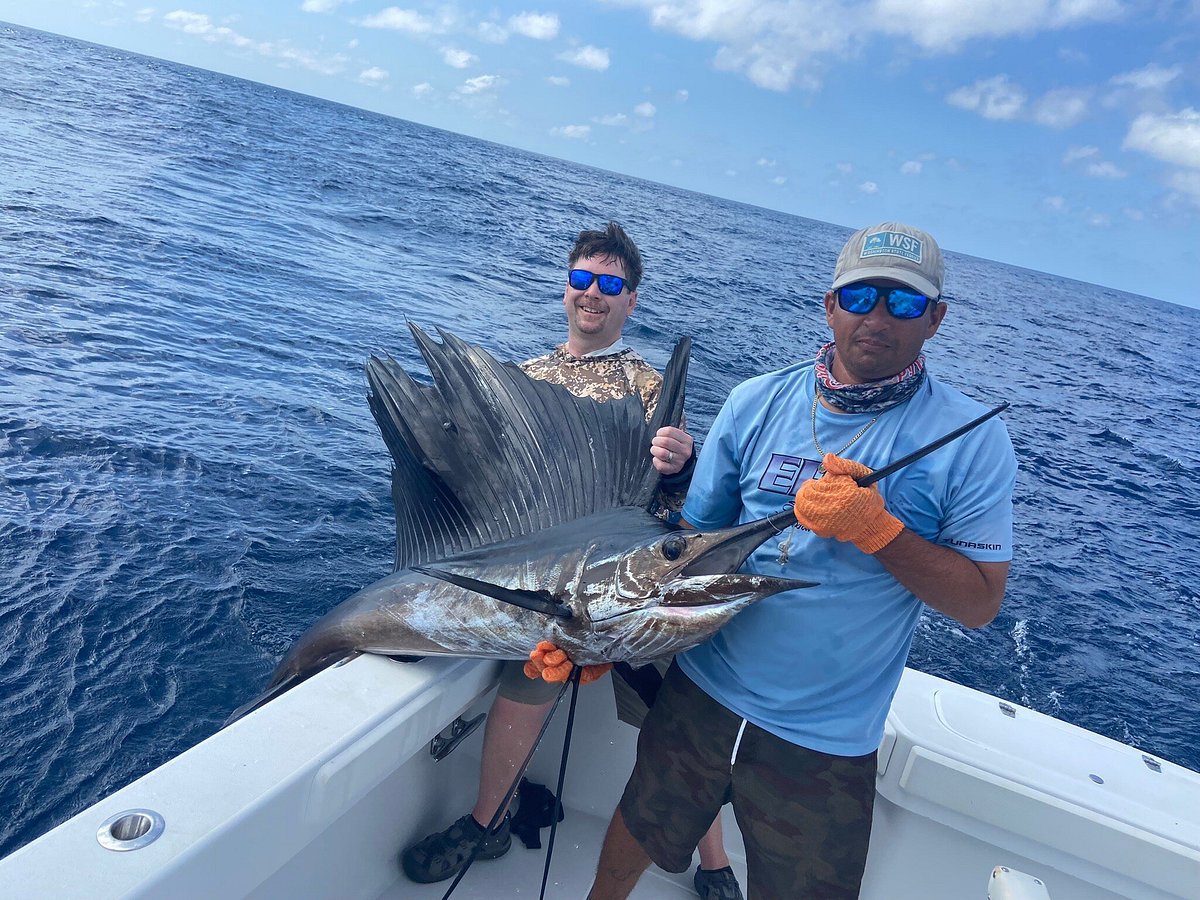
[568,268,628,296]
[836,282,932,319]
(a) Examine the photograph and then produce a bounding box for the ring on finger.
[666,450,674,463]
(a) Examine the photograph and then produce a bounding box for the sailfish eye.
[661,536,686,561]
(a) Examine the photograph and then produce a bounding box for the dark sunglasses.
[836,282,932,319]
[568,268,628,296]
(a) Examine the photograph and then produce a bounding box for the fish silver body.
[263,507,806,693]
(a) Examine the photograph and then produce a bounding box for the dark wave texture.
[2,23,1198,858]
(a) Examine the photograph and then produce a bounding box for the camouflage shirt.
[520,344,686,512]
[520,344,663,415]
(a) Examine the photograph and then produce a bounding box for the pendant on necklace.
[777,527,793,566]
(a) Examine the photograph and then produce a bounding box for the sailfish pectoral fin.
[411,566,574,619]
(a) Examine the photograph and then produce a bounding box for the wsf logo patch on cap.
[861,230,923,264]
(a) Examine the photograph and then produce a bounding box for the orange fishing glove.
[793,453,904,554]
[523,641,612,684]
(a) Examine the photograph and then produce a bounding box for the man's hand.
[793,453,904,554]
[651,426,694,475]
[524,641,612,684]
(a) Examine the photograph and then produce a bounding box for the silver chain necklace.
[810,392,880,472]
[777,393,882,567]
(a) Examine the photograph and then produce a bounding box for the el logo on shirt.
[758,453,822,496]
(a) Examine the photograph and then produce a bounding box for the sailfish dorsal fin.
[366,325,690,571]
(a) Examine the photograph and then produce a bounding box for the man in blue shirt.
[586,222,1017,899]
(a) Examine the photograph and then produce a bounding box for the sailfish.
[228,326,811,722]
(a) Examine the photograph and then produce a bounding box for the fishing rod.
[855,401,1010,487]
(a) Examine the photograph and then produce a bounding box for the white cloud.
[477,21,508,42]
[547,76,570,87]
[552,124,591,139]
[359,66,388,85]
[612,0,1121,92]
[360,8,440,33]
[1032,88,1090,128]
[1086,211,1111,226]
[162,11,348,74]
[772,175,787,185]
[676,89,689,102]
[163,11,240,39]
[948,80,1093,133]
[946,75,1026,120]
[873,0,1122,51]
[1167,170,1200,207]
[509,12,559,39]
[1043,195,1067,211]
[459,74,500,94]
[1111,64,1182,92]
[1124,108,1200,170]
[613,0,847,91]
[1063,145,1099,163]
[135,7,155,23]
[443,48,475,68]
[558,45,610,71]
[836,162,854,174]
[757,158,777,167]
[596,105,656,130]
[1063,144,1125,178]
[900,160,922,175]
[713,46,801,92]
[412,81,433,96]
[301,0,345,12]
[859,181,879,194]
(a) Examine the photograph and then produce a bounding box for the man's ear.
[926,300,948,338]
[627,289,638,314]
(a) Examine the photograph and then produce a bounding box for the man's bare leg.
[587,808,652,900]
[696,815,730,870]
[471,694,554,825]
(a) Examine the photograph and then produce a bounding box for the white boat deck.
[1,654,1197,899]
[387,806,744,900]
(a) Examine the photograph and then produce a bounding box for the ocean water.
[1,22,1198,860]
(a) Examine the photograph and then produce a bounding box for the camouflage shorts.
[618,662,876,899]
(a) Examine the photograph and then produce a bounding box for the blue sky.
[5,1,1199,309]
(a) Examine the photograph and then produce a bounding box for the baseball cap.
[831,222,944,299]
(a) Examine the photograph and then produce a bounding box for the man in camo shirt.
[403,223,743,900]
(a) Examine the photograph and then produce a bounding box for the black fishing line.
[539,667,583,900]
[439,671,575,900]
